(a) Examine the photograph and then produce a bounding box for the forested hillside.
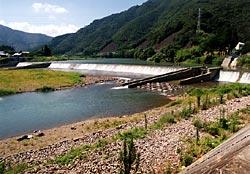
[50,0,250,63]
[0,25,52,51]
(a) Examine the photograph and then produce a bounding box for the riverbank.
[0,93,249,173]
[0,69,118,96]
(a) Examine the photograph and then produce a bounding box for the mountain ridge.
[0,24,52,51]
[49,0,250,56]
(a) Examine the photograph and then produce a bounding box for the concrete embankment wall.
[180,73,211,85]
[127,67,204,88]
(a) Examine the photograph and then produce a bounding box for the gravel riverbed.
[2,96,250,174]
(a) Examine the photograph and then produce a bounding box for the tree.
[0,45,15,54]
[43,45,52,56]
[143,47,155,59]
[161,44,179,62]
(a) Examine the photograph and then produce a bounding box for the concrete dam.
[16,62,250,85]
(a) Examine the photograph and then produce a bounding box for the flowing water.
[216,70,240,83]
[0,83,169,139]
[217,70,250,84]
[48,62,182,77]
[239,72,250,84]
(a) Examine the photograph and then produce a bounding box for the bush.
[205,122,221,136]
[117,127,147,141]
[193,118,204,129]
[0,89,16,96]
[218,117,229,130]
[181,153,193,167]
[36,86,55,92]
[0,161,5,174]
[179,108,193,119]
[202,136,221,149]
[119,138,140,174]
[237,55,250,67]
[228,113,240,133]
[152,113,176,130]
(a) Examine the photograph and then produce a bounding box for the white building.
[235,42,245,51]
[0,51,8,57]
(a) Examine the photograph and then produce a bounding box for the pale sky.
[0,0,147,37]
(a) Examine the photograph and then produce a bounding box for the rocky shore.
[1,95,249,173]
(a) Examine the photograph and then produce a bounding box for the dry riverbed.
[1,95,249,173]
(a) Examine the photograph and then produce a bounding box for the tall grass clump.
[119,138,140,174]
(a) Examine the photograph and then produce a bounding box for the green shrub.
[4,163,28,174]
[179,108,193,119]
[55,147,83,166]
[119,138,140,174]
[167,99,182,107]
[151,113,176,130]
[0,89,16,96]
[95,139,109,148]
[117,127,147,141]
[237,55,250,67]
[202,136,221,149]
[0,161,5,174]
[218,117,229,130]
[228,113,240,133]
[36,86,55,92]
[193,118,204,129]
[181,153,193,167]
[205,122,221,136]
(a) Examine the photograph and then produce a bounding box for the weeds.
[119,138,140,174]
[0,161,4,174]
[0,163,29,174]
[55,138,110,166]
[151,113,176,130]
[0,89,16,96]
[179,107,193,119]
[36,86,55,92]
[116,127,147,141]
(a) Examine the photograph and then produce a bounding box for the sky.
[0,0,147,37]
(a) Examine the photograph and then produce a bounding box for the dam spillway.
[48,62,183,76]
[216,70,250,84]
[16,61,250,84]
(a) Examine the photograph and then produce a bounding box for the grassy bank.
[0,69,84,96]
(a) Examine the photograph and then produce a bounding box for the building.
[0,51,9,57]
[235,42,245,51]
[12,51,30,57]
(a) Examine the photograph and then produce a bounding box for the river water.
[0,83,169,139]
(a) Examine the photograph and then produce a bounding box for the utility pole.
[197,8,201,33]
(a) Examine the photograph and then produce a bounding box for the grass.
[238,55,250,69]
[0,69,84,94]
[54,138,110,166]
[0,162,29,174]
[151,113,176,130]
[178,107,248,168]
[115,127,147,141]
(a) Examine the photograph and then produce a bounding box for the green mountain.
[0,25,52,51]
[50,0,250,56]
